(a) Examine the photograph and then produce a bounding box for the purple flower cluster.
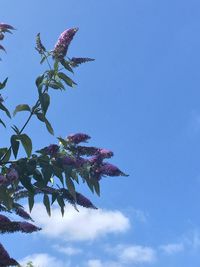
[6,168,19,182]
[71,57,95,67]
[67,133,91,144]
[45,144,59,157]
[0,174,7,186]
[0,23,15,53]
[0,215,11,223]
[98,163,125,177]
[0,243,18,266]
[18,222,41,233]
[53,28,78,59]
[14,207,33,221]
[76,193,97,209]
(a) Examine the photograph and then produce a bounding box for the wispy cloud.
[160,243,184,255]
[107,244,156,264]
[53,244,82,256]
[86,259,122,267]
[29,203,130,241]
[19,253,69,267]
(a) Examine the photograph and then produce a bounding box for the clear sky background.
[1,0,200,266]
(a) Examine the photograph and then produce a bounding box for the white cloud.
[53,244,82,256]
[29,203,130,241]
[19,253,68,267]
[108,244,156,264]
[160,243,184,255]
[87,259,122,267]
[87,259,103,267]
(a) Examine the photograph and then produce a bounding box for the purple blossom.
[98,163,125,177]
[0,174,7,185]
[6,168,19,182]
[53,28,78,59]
[0,243,19,266]
[71,57,95,67]
[0,23,15,32]
[67,133,91,144]
[18,222,41,233]
[96,149,114,159]
[76,193,97,209]
[0,215,11,223]
[62,156,76,166]
[75,157,89,168]
[76,146,99,156]
[15,207,33,221]
[45,144,59,156]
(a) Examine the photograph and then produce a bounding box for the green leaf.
[57,137,68,147]
[28,193,34,212]
[11,125,20,134]
[0,102,11,118]
[13,104,31,116]
[0,147,7,159]
[60,59,74,73]
[65,173,76,201]
[57,72,77,88]
[10,134,20,158]
[51,192,57,205]
[0,187,13,210]
[0,118,6,128]
[44,117,54,135]
[1,148,11,163]
[43,194,51,216]
[48,80,65,90]
[36,113,54,135]
[18,134,32,157]
[40,93,50,115]
[93,179,100,196]
[20,176,34,193]
[0,78,8,90]
[57,195,65,216]
[36,74,44,89]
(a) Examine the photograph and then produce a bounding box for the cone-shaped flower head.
[53,28,78,59]
[99,163,126,177]
[0,243,19,266]
[6,168,19,182]
[19,222,41,233]
[45,144,59,157]
[67,133,91,144]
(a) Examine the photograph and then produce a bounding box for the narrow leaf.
[43,194,51,216]
[57,72,77,88]
[0,102,11,118]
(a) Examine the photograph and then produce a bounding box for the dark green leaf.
[51,192,57,205]
[43,194,51,216]
[57,72,77,88]
[48,80,65,90]
[13,104,31,116]
[36,74,44,89]
[40,93,50,115]
[10,134,20,158]
[0,77,8,90]
[1,148,11,163]
[0,102,11,118]
[0,118,6,128]
[65,174,76,201]
[44,117,54,135]
[57,195,65,216]
[11,125,20,134]
[28,193,34,212]
[60,60,74,73]
[20,176,34,193]
[93,179,100,196]
[18,134,32,157]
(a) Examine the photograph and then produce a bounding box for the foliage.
[0,23,127,266]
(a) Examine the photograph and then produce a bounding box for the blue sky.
[1,0,200,266]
